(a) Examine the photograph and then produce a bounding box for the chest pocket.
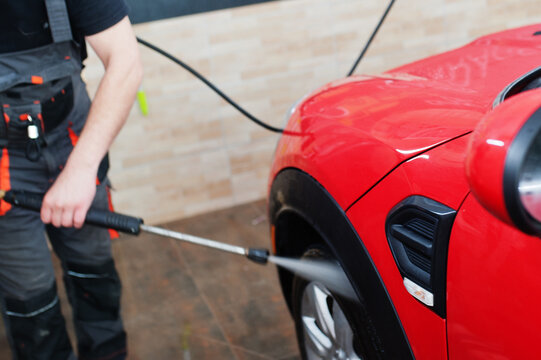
[1,76,75,150]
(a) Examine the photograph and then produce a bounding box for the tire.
[291,247,384,360]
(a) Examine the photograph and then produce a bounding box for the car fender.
[269,168,414,359]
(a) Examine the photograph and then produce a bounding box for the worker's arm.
[41,16,143,228]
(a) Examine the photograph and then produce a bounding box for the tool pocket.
[3,76,74,133]
[3,103,44,161]
[4,103,44,139]
[41,78,74,132]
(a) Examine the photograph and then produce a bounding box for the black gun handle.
[3,190,143,235]
[3,190,42,211]
[85,210,142,235]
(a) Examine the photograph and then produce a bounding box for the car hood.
[270,24,541,210]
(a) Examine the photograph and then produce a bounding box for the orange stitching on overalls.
[31,75,43,84]
[67,121,79,146]
[37,113,44,131]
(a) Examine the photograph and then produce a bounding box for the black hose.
[137,0,396,133]
[136,37,285,133]
[347,0,396,76]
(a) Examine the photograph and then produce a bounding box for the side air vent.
[404,245,431,273]
[405,218,435,239]
[401,217,436,273]
[386,196,456,318]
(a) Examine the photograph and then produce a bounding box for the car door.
[446,193,541,359]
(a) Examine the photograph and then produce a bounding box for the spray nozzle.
[246,248,269,265]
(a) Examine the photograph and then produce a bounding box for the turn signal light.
[403,277,434,307]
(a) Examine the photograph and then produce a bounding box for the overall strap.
[44,0,73,43]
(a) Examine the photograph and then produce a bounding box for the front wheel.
[291,248,383,360]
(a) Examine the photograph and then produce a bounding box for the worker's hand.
[41,164,96,229]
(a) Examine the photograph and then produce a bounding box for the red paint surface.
[347,136,471,360]
[447,194,541,359]
[268,24,541,359]
[270,24,541,210]
[465,88,541,225]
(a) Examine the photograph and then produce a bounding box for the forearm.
[66,52,142,175]
[41,16,142,228]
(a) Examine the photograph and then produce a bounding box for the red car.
[267,24,541,359]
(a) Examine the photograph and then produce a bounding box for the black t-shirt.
[0,0,129,60]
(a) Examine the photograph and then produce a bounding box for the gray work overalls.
[0,1,126,359]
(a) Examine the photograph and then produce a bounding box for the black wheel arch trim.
[269,168,414,360]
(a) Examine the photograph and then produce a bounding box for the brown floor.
[0,200,301,359]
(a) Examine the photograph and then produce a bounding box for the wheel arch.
[269,168,414,359]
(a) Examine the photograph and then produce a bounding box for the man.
[0,0,142,359]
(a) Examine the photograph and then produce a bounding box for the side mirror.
[466,89,541,235]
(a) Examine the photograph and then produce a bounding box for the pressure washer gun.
[0,190,269,265]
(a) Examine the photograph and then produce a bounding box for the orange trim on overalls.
[0,148,12,215]
[67,121,79,147]
[31,76,43,84]
[1,110,11,214]
[37,113,44,132]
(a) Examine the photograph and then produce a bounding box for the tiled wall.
[82,0,541,224]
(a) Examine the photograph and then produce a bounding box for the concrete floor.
[0,200,301,359]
